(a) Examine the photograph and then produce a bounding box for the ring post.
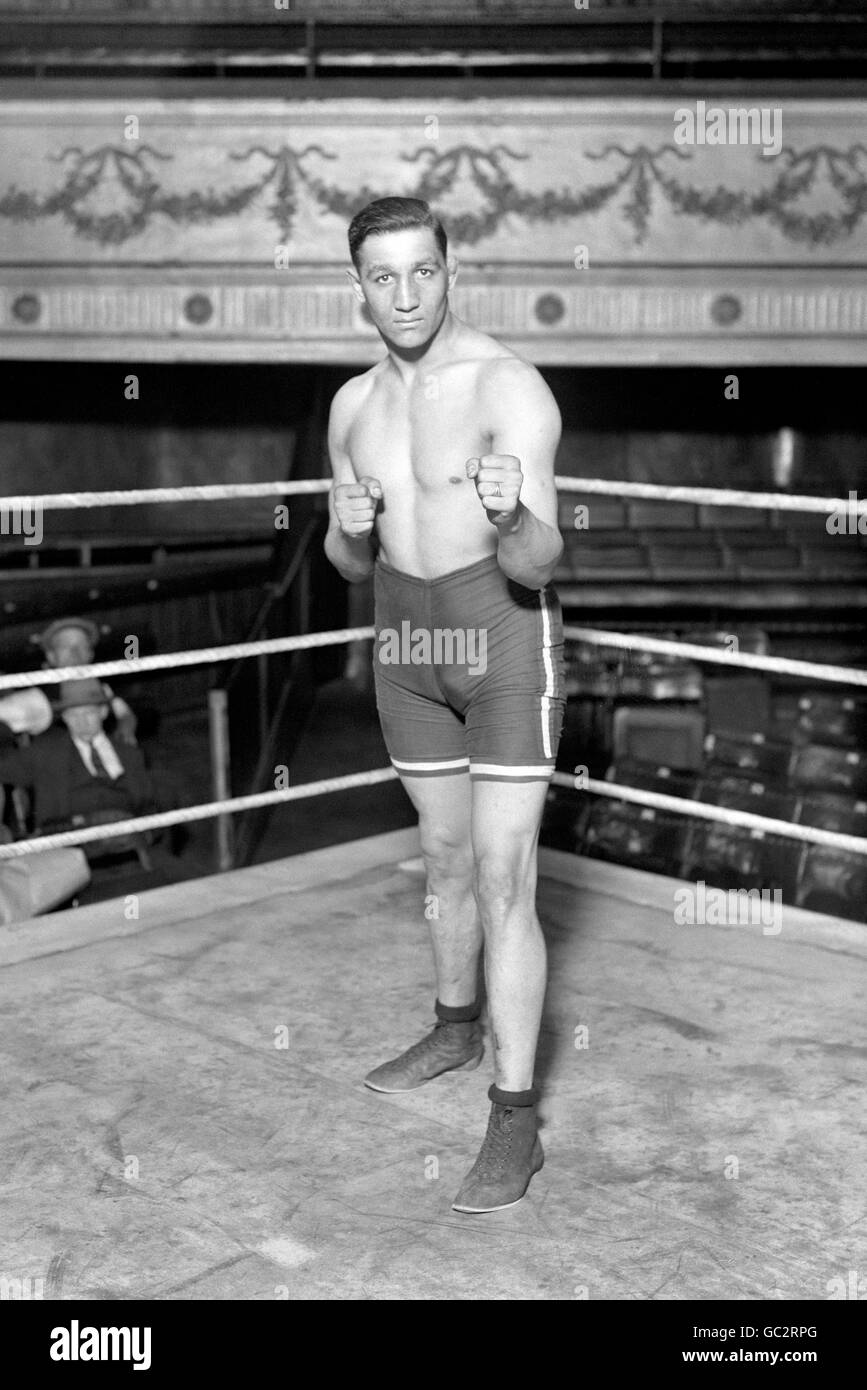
[208,689,234,871]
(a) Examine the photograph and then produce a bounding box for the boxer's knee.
[473,846,536,928]
[419,821,474,888]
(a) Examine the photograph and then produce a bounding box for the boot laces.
[397,1019,460,1064]
[475,1107,514,1178]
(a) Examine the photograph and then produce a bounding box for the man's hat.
[33,616,103,652]
[53,678,111,712]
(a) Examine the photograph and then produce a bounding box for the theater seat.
[612,706,705,771]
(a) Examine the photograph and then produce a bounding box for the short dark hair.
[348,197,448,268]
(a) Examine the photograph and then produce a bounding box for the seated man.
[0,687,53,835]
[0,678,158,846]
[34,617,138,746]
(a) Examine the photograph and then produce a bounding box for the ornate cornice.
[2,268,866,364]
[2,98,867,262]
[2,138,867,250]
[1,97,865,361]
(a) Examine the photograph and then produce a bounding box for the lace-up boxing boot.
[452,1085,543,1213]
[364,999,484,1093]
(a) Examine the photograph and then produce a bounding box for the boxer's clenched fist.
[466,454,523,525]
[334,476,383,538]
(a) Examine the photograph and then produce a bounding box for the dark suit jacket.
[0,721,157,831]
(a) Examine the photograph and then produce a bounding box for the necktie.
[89,739,110,779]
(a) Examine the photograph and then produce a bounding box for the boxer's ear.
[345,267,365,303]
[447,256,459,292]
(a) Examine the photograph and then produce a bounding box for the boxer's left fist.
[466,454,523,525]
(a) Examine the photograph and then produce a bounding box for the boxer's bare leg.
[401,771,482,1007]
[471,779,548,1092]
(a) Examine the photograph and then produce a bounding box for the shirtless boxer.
[325,197,565,1212]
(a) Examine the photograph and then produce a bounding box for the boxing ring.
[1,476,866,1299]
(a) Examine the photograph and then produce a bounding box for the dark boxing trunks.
[373,552,565,783]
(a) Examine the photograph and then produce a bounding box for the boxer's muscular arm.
[475,359,564,590]
[324,380,378,584]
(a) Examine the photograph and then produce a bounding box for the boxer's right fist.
[334,477,382,538]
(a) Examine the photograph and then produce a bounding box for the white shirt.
[73,732,125,781]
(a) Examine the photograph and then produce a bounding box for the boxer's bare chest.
[346,359,501,574]
[349,362,489,492]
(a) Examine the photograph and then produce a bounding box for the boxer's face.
[350,227,455,350]
[62,704,107,741]
[46,627,94,668]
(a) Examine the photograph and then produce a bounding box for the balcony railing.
[1,3,866,83]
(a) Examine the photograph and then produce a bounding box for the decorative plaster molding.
[2,97,865,359]
[3,138,867,249]
[2,272,865,364]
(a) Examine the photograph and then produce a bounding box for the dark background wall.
[2,363,866,528]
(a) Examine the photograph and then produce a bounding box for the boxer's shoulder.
[477,355,561,425]
[328,366,382,449]
[447,321,518,365]
[330,363,381,414]
[478,352,546,391]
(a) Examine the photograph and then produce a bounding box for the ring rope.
[0,477,863,515]
[0,481,330,510]
[1,623,862,694]
[0,767,399,860]
[2,767,863,860]
[551,773,867,856]
[563,626,867,689]
[554,478,867,515]
[2,475,862,864]
[0,626,376,693]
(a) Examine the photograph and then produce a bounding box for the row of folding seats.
[548,680,867,920]
[546,773,867,920]
[581,770,865,916]
[556,532,866,581]
[554,494,867,581]
[557,493,867,534]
